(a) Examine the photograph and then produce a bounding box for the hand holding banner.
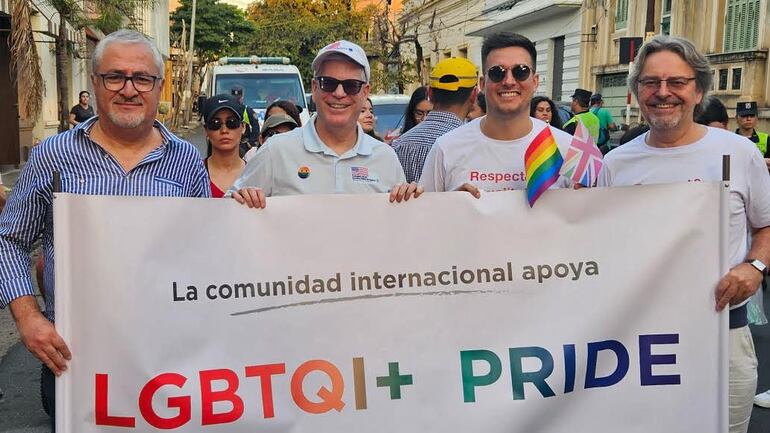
[54,184,726,432]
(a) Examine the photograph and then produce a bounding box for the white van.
[200,56,310,125]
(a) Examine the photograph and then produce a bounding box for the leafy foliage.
[171,0,257,66]
[244,0,371,88]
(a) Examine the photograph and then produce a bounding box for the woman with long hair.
[359,98,382,140]
[203,95,247,198]
[401,86,432,134]
[529,96,563,130]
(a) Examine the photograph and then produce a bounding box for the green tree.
[364,2,418,93]
[171,0,256,67]
[245,0,371,88]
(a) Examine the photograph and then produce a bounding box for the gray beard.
[107,112,144,129]
[646,112,683,131]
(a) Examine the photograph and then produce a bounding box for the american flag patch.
[351,166,369,180]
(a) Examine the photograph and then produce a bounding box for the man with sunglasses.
[230,40,419,207]
[597,35,770,433]
[0,30,209,430]
[419,32,573,197]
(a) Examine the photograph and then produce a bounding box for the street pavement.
[0,126,769,431]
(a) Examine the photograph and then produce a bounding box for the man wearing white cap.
[230,40,419,206]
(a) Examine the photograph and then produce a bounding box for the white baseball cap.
[312,40,370,82]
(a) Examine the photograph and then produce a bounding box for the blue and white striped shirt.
[0,117,210,321]
[392,111,464,183]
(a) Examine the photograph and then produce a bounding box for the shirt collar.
[77,116,173,147]
[422,110,464,128]
[303,115,373,157]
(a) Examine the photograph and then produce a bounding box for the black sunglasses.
[206,118,242,131]
[486,64,532,83]
[316,76,366,95]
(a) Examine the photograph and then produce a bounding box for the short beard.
[107,112,145,129]
[646,112,682,130]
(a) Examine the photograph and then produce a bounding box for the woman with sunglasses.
[529,96,563,130]
[401,86,432,134]
[202,95,247,198]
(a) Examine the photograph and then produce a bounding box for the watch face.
[750,259,768,275]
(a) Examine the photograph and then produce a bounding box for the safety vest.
[736,128,769,157]
[242,107,252,128]
[758,132,768,157]
[564,111,601,143]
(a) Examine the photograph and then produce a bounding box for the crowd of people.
[0,27,769,433]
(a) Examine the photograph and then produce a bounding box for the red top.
[205,158,226,198]
[210,180,225,198]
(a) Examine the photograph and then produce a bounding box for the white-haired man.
[0,29,210,430]
[598,35,770,433]
[230,40,419,206]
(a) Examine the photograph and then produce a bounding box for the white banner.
[55,183,727,432]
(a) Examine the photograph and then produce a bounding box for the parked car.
[305,92,315,114]
[369,94,410,143]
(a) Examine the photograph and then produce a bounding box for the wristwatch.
[746,258,769,276]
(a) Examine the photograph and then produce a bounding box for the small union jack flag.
[559,118,604,187]
[351,166,369,180]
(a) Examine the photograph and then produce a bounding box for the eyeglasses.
[637,77,696,90]
[97,73,161,92]
[316,76,366,95]
[206,118,242,131]
[486,64,532,83]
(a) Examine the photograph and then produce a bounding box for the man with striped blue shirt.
[393,57,479,184]
[0,29,209,429]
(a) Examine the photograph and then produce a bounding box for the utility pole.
[185,0,198,124]
[645,0,656,40]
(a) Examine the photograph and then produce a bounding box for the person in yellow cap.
[392,57,479,183]
[735,101,770,171]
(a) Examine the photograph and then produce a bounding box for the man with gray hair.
[598,35,770,433]
[0,29,209,430]
[230,40,419,206]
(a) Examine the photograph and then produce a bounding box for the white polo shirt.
[231,118,406,196]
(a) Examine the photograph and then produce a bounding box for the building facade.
[398,0,486,94]
[467,0,583,103]
[399,0,582,102]
[581,0,770,129]
[0,0,171,165]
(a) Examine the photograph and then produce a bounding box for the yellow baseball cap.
[430,57,479,91]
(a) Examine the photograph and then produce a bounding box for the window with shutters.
[615,0,628,30]
[718,69,728,90]
[660,0,672,35]
[724,0,760,52]
[731,68,742,90]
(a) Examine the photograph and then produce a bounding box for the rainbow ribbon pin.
[525,126,563,207]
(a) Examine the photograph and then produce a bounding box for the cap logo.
[746,103,751,109]
[217,99,229,103]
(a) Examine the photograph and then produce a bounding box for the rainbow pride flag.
[525,126,563,207]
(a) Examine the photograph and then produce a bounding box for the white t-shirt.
[598,126,770,278]
[419,117,574,192]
